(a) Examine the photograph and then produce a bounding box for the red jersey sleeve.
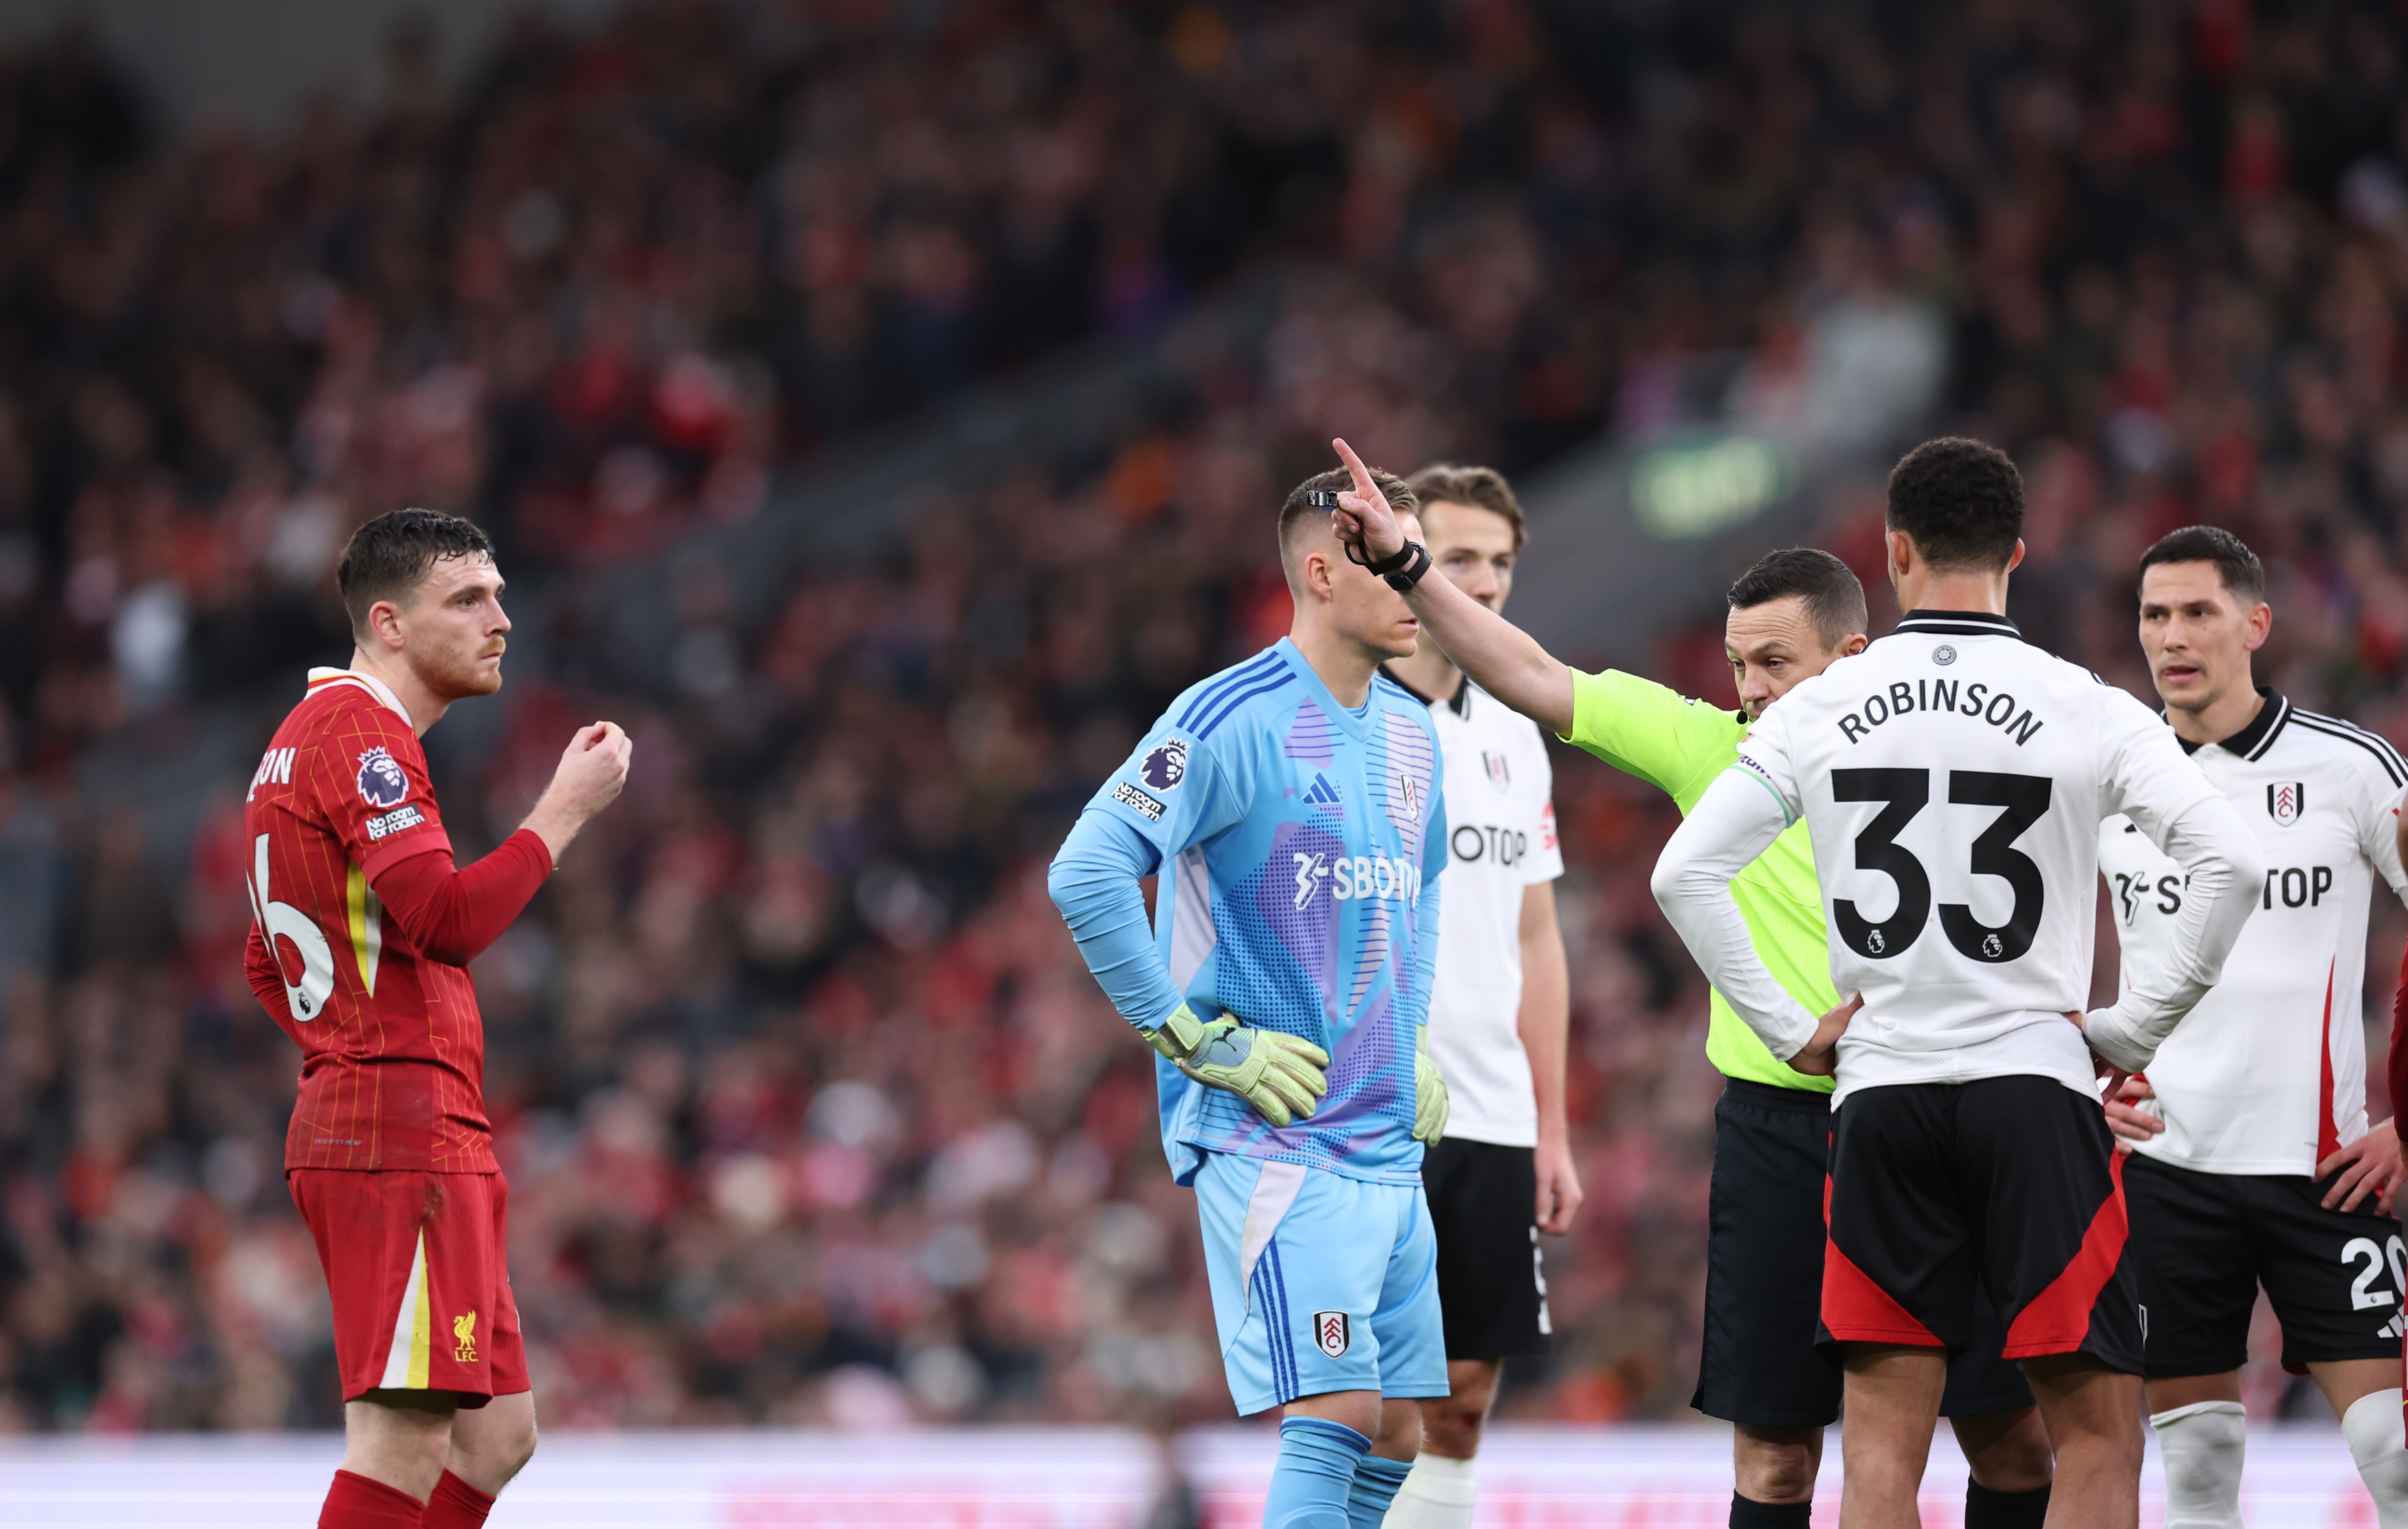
[245,922,288,1022]
[304,697,452,881]
[370,828,554,967]
[2390,939,2408,1127]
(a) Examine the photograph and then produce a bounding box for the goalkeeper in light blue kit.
[1049,440,1454,1529]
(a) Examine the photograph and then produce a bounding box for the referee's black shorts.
[1423,1137,1552,1360]
[1694,1079,2034,1427]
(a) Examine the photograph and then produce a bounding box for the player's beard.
[418,638,506,700]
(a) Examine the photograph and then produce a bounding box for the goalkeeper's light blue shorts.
[1192,1150,1448,1416]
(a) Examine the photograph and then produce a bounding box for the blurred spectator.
[7,0,2408,1432]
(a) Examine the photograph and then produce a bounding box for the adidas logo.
[1303,774,1342,806]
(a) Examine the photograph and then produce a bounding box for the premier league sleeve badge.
[1140,737,1189,792]
[355,747,411,809]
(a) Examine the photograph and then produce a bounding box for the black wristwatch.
[1349,538,1432,592]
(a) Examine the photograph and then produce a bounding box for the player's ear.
[2004,538,2027,574]
[1300,545,1337,603]
[366,598,407,652]
[1841,634,1869,657]
[2244,602,2272,652]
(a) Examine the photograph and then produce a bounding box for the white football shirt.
[1653,609,2262,1105]
[1391,673,1564,1147]
[2100,690,2408,1175]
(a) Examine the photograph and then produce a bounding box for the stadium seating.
[0,0,2402,1432]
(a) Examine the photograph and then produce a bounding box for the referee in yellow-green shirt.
[1330,485,2058,1529]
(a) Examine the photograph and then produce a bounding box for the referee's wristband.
[1352,538,1432,593]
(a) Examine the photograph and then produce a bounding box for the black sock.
[1729,1493,1813,1529]
[1965,1480,2051,1529]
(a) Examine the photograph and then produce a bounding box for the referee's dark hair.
[2138,525,2266,605]
[1727,547,1869,652]
[1885,436,2024,572]
[337,508,496,639]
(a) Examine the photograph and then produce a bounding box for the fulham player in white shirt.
[1650,438,2264,1529]
[2097,526,2408,1529]
[1374,465,1578,1529]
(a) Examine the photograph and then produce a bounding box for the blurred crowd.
[5,0,2408,1431]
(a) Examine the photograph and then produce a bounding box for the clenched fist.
[525,722,633,864]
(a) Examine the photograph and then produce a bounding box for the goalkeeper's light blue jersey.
[1082,638,1447,1187]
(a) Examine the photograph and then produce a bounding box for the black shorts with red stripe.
[1820,1074,2143,1374]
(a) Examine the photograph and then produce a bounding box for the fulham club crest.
[2268,781,2304,826]
[1396,773,1421,819]
[1311,1310,1351,1358]
[1482,750,1511,791]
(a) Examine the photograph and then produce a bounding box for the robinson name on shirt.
[1834,677,2045,747]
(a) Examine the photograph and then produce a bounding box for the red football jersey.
[242,667,498,1173]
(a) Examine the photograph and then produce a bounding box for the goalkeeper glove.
[1147,1003,1329,1127]
[1413,1024,1449,1143]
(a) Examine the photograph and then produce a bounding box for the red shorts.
[289,1168,529,1404]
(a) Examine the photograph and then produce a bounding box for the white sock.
[2152,1400,2247,1529]
[2342,1389,2408,1529]
[1381,1453,1475,1529]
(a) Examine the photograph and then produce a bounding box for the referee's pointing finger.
[1330,437,1404,557]
[1332,436,1375,494]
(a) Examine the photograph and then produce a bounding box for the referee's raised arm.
[1330,437,1575,737]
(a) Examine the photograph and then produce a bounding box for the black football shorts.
[2123,1152,2405,1376]
[1693,1079,2033,1427]
[1422,1137,1551,1360]
[1821,1075,2143,1376]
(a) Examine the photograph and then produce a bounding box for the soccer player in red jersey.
[243,509,630,1529]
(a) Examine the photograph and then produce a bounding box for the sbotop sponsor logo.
[1291,850,1424,909]
[1452,823,1529,866]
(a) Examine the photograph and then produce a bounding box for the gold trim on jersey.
[347,864,382,996]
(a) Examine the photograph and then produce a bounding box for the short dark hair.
[1404,463,1524,550]
[1727,547,1869,650]
[1280,465,1419,557]
[1885,437,2024,573]
[336,509,495,637]
[2137,525,2266,604]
